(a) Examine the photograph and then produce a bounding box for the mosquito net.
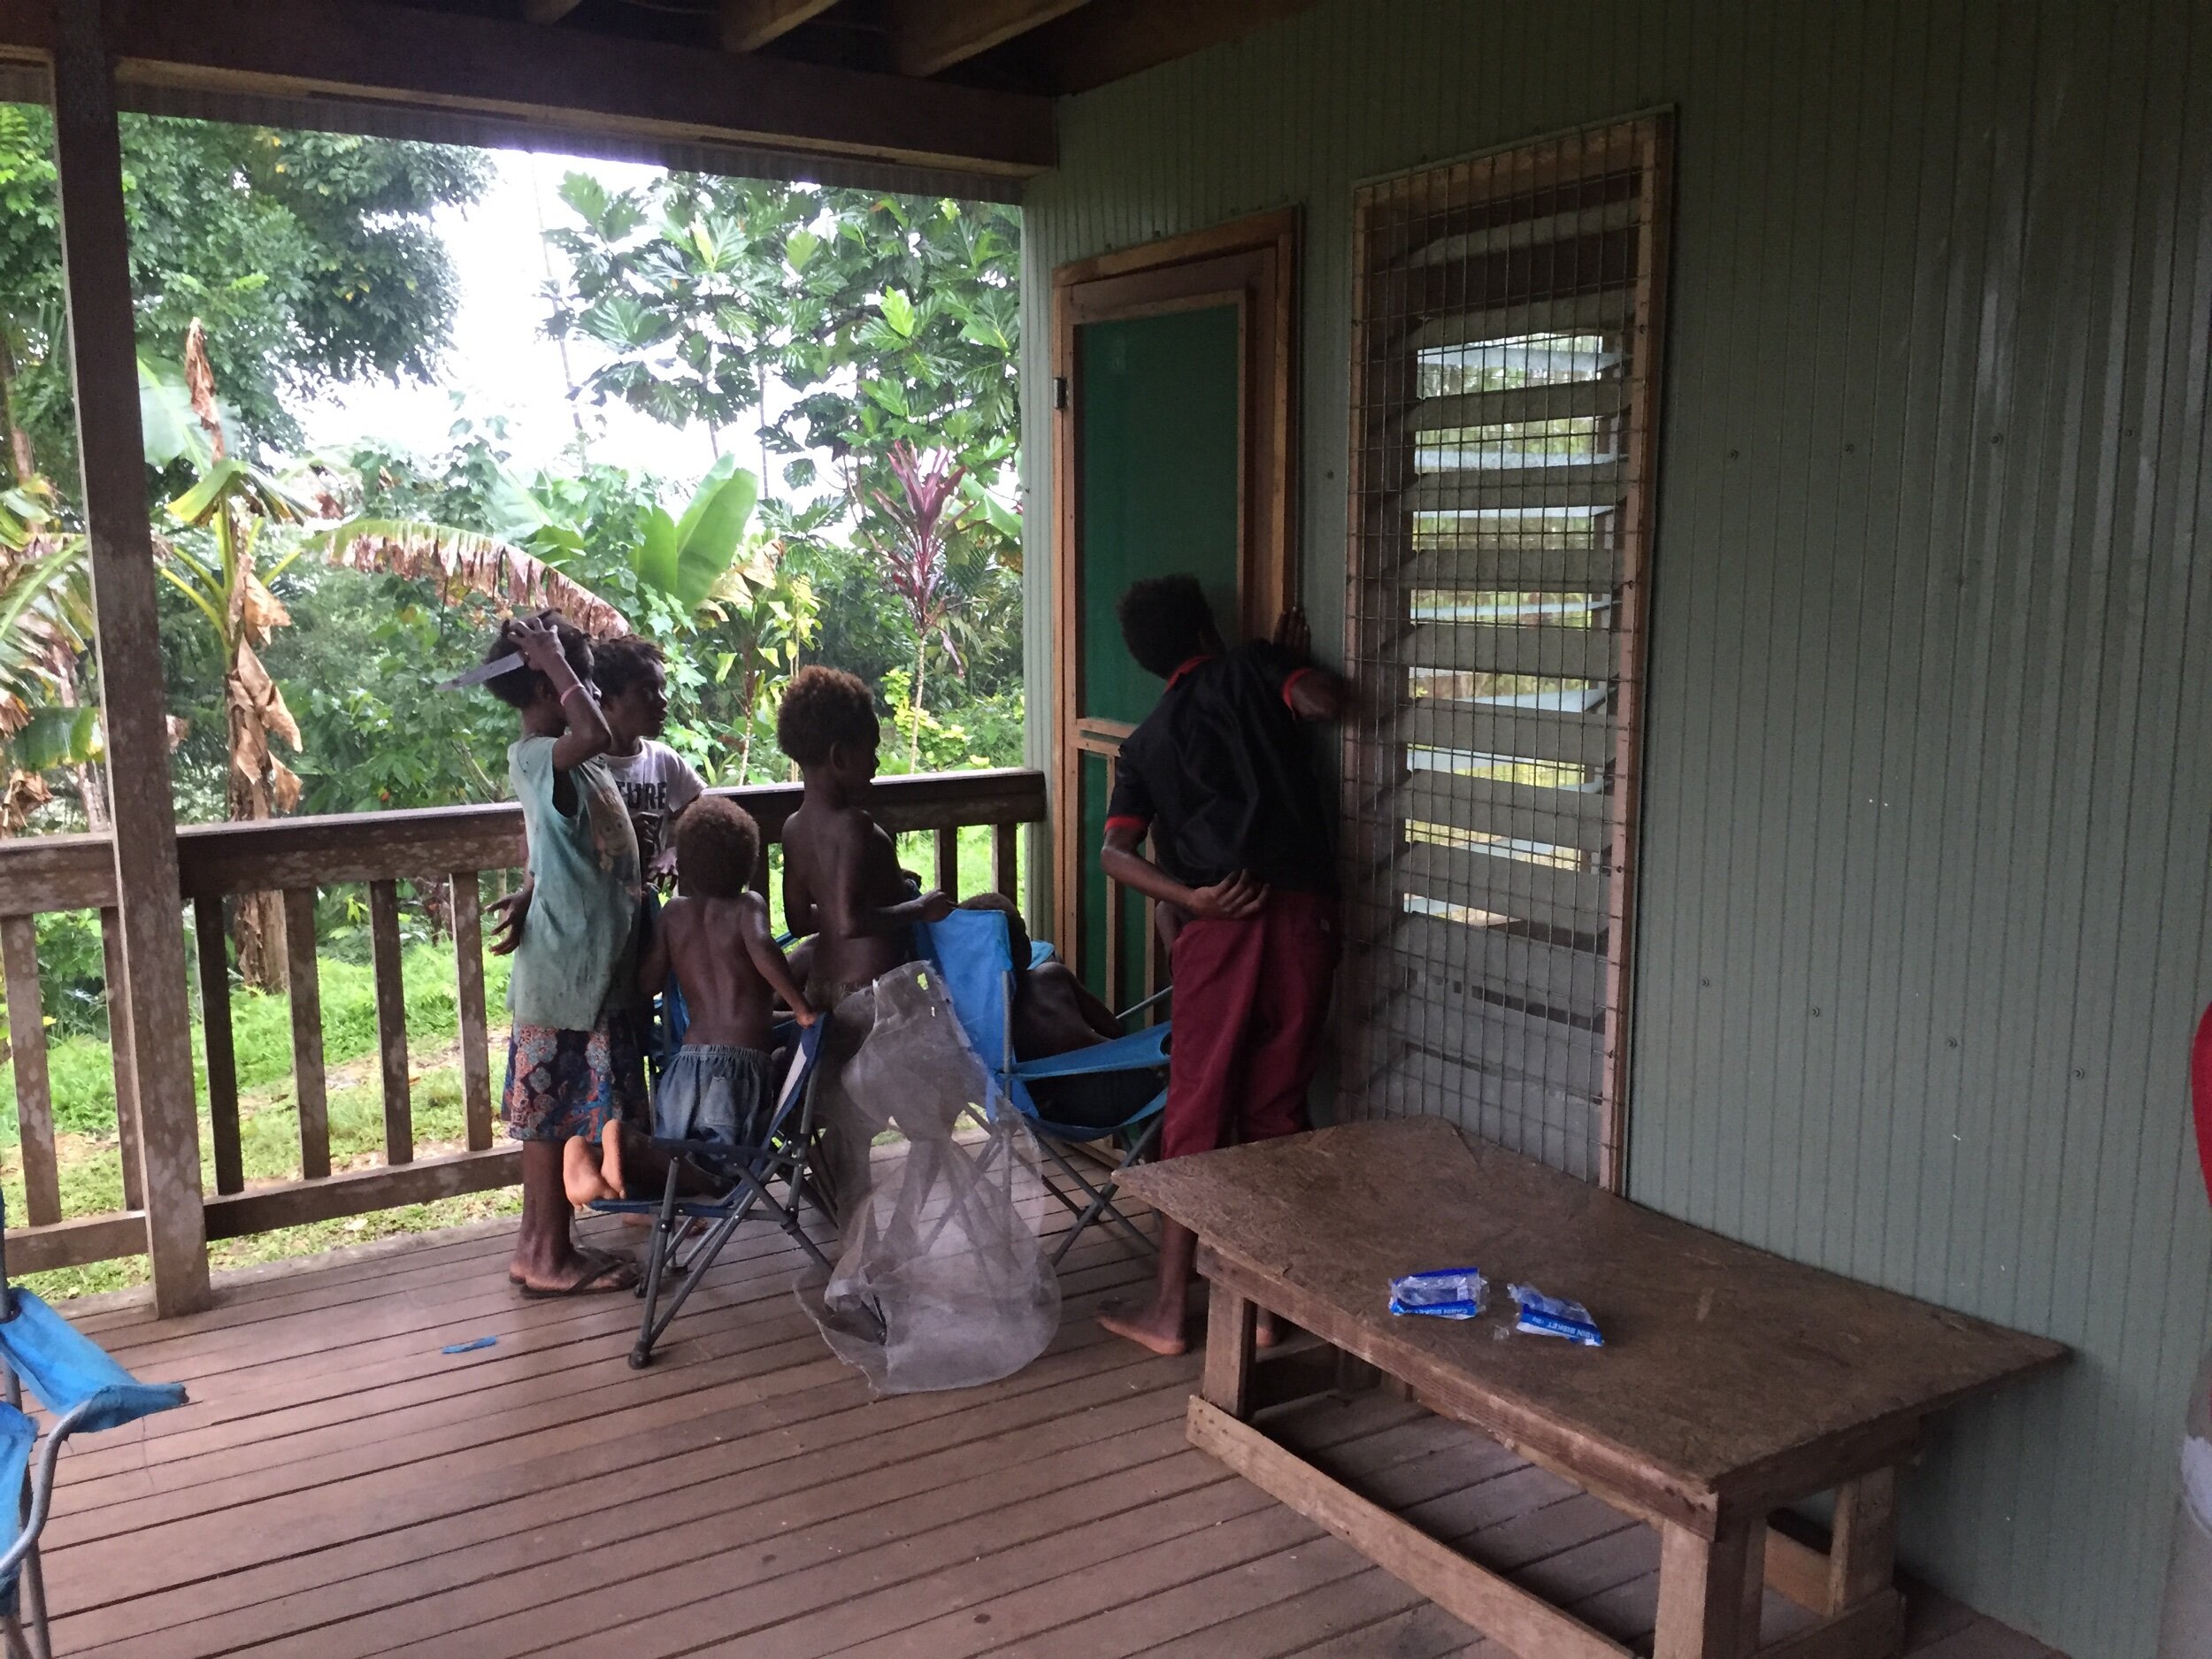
[799,962,1061,1393]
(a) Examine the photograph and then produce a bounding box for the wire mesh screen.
[1340,117,1671,1189]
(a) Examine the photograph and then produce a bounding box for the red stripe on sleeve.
[1280,666,1318,710]
[1103,815,1151,838]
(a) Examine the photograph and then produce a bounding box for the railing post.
[50,0,211,1314]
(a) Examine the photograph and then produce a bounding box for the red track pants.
[1162,889,1340,1162]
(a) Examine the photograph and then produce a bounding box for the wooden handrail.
[0,767,1048,1283]
[0,768,1048,913]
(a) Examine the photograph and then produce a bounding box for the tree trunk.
[735,664,763,785]
[55,673,106,831]
[0,331,35,484]
[908,636,927,772]
[226,682,288,993]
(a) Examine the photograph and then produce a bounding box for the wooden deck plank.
[24,1141,2056,1659]
[540,1396,1432,1659]
[222,1381,1198,1659]
[65,1305,1174,1656]
[49,1225,1139,1597]
[61,1217,1140,1516]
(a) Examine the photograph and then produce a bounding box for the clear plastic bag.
[798,962,1062,1394]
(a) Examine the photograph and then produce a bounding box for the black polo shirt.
[1105,642,1337,898]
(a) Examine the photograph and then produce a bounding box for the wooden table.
[1120,1118,2066,1659]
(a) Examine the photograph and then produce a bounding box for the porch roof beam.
[890,0,1095,79]
[0,0,1056,178]
[718,0,843,54]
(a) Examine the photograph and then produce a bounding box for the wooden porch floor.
[39,1163,2060,1658]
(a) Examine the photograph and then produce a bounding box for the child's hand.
[486,881,534,955]
[1272,606,1312,658]
[1187,871,1267,920]
[792,1002,820,1029]
[647,843,680,890]
[504,611,568,676]
[918,888,955,924]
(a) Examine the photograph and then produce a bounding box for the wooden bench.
[1119,1118,2065,1659]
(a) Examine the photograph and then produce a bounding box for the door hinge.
[1053,376,1070,411]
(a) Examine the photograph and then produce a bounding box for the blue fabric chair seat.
[921,909,1169,1263]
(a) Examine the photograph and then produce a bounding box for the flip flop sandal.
[516,1250,638,1300]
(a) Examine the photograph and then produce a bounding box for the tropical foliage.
[0,136,1025,851]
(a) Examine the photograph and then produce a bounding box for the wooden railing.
[0,768,1047,1279]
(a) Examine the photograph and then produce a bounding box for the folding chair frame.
[592,1041,839,1370]
[995,983,1173,1267]
[0,1198,186,1659]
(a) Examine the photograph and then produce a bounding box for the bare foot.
[601,1120,630,1201]
[563,1137,614,1209]
[1098,1304,1189,1358]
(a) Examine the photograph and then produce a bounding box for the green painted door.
[1071,303,1242,1007]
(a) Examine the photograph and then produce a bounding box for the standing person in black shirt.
[1095,574,1348,1357]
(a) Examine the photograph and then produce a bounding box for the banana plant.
[160,322,625,987]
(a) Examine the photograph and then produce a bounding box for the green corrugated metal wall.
[1018,3,2212,1653]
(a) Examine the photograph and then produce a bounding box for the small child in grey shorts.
[653,1043,774,1146]
[565,796,816,1209]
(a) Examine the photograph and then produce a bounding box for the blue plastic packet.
[1388,1266,1488,1320]
[441,1335,498,1356]
[1507,1284,1603,1347]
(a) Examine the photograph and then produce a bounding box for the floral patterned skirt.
[502,1013,648,1143]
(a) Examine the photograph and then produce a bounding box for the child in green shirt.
[483,613,645,1298]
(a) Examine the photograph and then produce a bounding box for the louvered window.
[1341,116,1671,1188]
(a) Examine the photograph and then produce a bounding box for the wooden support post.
[51,0,210,1313]
[1200,1283,1257,1419]
[193,895,242,1194]
[934,825,960,900]
[1654,1519,1763,1659]
[992,821,1018,901]
[368,879,412,1166]
[449,872,494,1153]
[2,917,60,1225]
[98,907,142,1210]
[1828,1468,1898,1613]
[282,887,331,1180]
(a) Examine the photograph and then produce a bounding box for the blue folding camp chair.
[591,1022,835,1369]
[922,910,1171,1265]
[0,1197,188,1659]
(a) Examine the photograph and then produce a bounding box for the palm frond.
[311,520,630,637]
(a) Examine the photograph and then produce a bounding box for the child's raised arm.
[741,894,816,1025]
[508,614,612,770]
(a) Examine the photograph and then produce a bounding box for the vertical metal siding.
[1020,4,2212,1655]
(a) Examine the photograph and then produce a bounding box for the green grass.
[4,939,521,1302]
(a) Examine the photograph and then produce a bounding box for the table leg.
[1828,1467,1899,1612]
[1655,1518,1764,1659]
[1201,1284,1258,1419]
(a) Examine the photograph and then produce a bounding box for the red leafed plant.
[869,441,968,768]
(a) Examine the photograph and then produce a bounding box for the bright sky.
[295,147,780,491]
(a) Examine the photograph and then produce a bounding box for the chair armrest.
[1014,1023,1171,1080]
[1116,984,1171,1025]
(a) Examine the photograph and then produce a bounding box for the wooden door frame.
[1048,209,1299,979]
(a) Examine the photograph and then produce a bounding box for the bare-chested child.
[775,666,954,1210]
[563,795,816,1208]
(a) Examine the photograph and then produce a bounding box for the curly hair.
[482,616,595,710]
[1117,575,1218,680]
[776,664,879,768]
[592,635,665,702]
[675,795,760,900]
